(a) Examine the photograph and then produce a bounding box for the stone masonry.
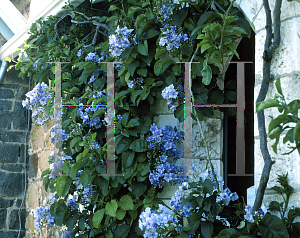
[0,67,31,238]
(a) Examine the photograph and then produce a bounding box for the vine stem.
[220,0,235,69]
[188,47,220,193]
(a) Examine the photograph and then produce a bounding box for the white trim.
[0,0,85,61]
[0,0,27,35]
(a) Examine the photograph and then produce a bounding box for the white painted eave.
[0,0,84,61]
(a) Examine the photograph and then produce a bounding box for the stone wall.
[234,0,300,210]
[0,68,31,238]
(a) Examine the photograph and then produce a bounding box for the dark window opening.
[223,31,255,203]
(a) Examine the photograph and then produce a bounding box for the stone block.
[0,144,19,163]
[0,231,25,238]
[2,163,24,172]
[0,209,7,229]
[270,19,300,76]
[238,0,262,27]
[0,88,14,99]
[37,149,52,174]
[178,117,223,159]
[13,101,28,130]
[0,100,13,110]
[0,110,12,129]
[153,114,179,129]
[0,172,24,197]
[30,124,46,151]
[0,197,14,208]
[0,131,28,143]
[9,209,27,230]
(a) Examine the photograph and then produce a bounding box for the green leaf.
[93,209,106,229]
[119,195,134,210]
[233,18,251,38]
[137,153,147,162]
[172,7,188,28]
[106,16,119,23]
[203,179,213,194]
[113,224,130,238]
[188,213,201,234]
[128,60,140,76]
[128,6,143,18]
[79,216,85,231]
[155,47,167,60]
[126,118,140,128]
[70,136,82,149]
[144,29,159,39]
[56,176,73,197]
[216,228,241,238]
[225,91,237,101]
[116,208,126,220]
[256,99,281,113]
[132,181,147,197]
[268,115,295,134]
[137,68,147,77]
[122,150,135,168]
[210,89,224,105]
[201,63,212,85]
[174,103,185,123]
[269,126,284,154]
[108,5,118,12]
[130,139,149,152]
[105,200,118,217]
[80,168,91,187]
[197,11,215,27]
[116,136,132,154]
[275,77,283,96]
[258,214,289,238]
[294,120,300,142]
[283,128,295,144]
[138,41,148,56]
[154,58,173,76]
[98,176,109,194]
[201,221,213,238]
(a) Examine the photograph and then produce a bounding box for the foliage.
[256,77,300,155]
[7,0,286,237]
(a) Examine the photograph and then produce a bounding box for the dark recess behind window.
[223,32,255,204]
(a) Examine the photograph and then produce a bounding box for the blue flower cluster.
[109,26,134,58]
[48,151,73,178]
[244,204,267,223]
[76,100,105,129]
[31,193,56,229]
[22,82,54,125]
[67,195,79,211]
[146,124,187,188]
[139,204,179,238]
[161,84,185,110]
[127,77,144,88]
[50,124,69,143]
[154,4,174,23]
[216,187,239,206]
[159,25,191,52]
[170,183,193,219]
[149,162,187,188]
[77,49,104,72]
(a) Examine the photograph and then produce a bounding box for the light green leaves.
[118,195,134,210]
[154,58,173,76]
[93,209,105,229]
[105,200,118,217]
[201,62,212,85]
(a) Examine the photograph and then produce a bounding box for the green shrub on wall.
[8,0,299,237]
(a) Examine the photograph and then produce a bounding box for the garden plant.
[6,0,300,237]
